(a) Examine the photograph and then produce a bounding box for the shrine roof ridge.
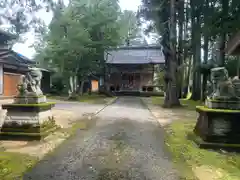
[105,45,164,64]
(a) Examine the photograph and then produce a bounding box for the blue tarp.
[16,52,30,60]
[14,51,35,64]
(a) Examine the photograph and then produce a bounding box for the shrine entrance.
[121,73,140,91]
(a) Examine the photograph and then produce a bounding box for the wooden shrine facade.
[105,46,165,92]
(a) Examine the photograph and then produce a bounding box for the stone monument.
[0,68,56,140]
[194,67,240,149]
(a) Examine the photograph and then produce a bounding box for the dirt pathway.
[23,97,178,180]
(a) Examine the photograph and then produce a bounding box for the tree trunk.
[88,79,92,95]
[192,15,201,100]
[202,0,209,101]
[68,75,78,97]
[182,0,190,96]
[69,76,73,96]
[177,0,184,98]
[74,76,77,93]
[78,76,88,96]
[185,57,192,90]
[79,80,85,96]
[190,0,201,101]
[237,57,240,78]
[163,0,181,107]
[190,0,196,99]
[219,0,229,66]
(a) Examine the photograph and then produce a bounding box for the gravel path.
[53,100,106,118]
[24,97,179,180]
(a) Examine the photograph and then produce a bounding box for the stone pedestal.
[0,102,56,140]
[193,106,240,149]
[205,99,240,110]
[14,95,47,104]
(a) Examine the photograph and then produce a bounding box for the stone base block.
[205,99,240,110]
[194,106,240,145]
[0,102,56,140]
[0,113,58,141]
[2,102,55,112]
[3,110,53,126]
[14,95,47,104]
[189,132,240,151]
[0,125,58,141]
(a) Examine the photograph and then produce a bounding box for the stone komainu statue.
[17,68,43,96]
[208,67,240,100]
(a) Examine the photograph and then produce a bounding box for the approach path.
[24,97,179,180]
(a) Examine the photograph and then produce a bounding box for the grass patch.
[46,95,67,101]
[165,120,240,180]
[152,97,202,111]
[97,168,132,180]
[61,118,97,137]
[0,152,38,180]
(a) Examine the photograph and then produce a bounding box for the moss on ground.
[152,97,202,111]
[64,118,97,136]
[165,121,240,180]
[41,118,58,129]
[0,152,38,180]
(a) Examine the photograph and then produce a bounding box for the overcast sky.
[12,0,142,59]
